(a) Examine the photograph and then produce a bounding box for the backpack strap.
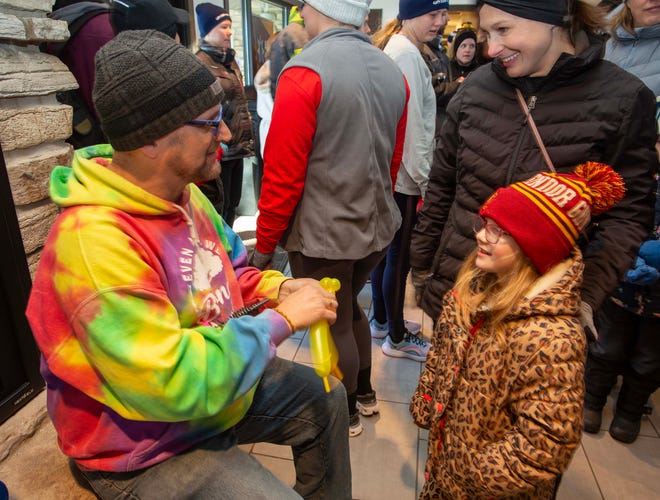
[45,2,111,57]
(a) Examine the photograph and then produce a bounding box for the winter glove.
[410,268,432,308]
[625,257,660,286]
[580,302,598,342]
[249,249,274,270]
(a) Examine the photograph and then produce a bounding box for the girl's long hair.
[453,248,539,333]
[371,18,403,50]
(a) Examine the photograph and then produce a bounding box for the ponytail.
[371,18,402,50]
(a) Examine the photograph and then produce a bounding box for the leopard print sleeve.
[410,293,454,429]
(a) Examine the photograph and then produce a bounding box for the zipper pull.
[527,95,537,110]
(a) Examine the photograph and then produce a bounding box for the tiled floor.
[245,270,660,500]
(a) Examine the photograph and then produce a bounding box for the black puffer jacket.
[410,32,658,320]
[196,44,255,161]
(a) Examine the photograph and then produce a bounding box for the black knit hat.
[452,28,477,53]
[479,0,568,26]
[111,0,189,39]
[93,30,223,151]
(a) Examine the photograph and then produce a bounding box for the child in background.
[411,162,625,499]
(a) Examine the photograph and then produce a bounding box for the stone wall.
[0,3,93,495]
[0,0,75,276]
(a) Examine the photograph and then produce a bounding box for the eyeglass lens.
[473,217,503,244]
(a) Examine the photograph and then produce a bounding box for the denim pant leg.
[79,431,300,500]
[235,357,351,500]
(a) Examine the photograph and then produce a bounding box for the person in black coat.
[409,0,658,340]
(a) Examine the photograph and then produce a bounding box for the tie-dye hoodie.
[26,144,292,472]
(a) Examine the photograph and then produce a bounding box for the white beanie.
[305,0,371,27]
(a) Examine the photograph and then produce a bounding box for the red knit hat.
[479,162,625,274]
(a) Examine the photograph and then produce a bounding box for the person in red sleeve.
[251,0,409,438]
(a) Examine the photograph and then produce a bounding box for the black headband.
[480,0,567,26]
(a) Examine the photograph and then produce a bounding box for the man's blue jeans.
[79,357,351,499]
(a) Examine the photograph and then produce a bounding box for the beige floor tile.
[252,442,294,460]
[581,432,660,499]
[251,454,296,489]
[416,438,428,498]
[557,443,603,500]
[350,401,419,500]
[370,339,423,405]
[238,443,253,453]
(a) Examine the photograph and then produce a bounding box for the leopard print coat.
[411,249,586,499]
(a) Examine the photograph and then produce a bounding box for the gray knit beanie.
[93,30,223,151]
[305,0,371,27]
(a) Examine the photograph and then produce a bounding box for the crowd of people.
[27,0,659,498]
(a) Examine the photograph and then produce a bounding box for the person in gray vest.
[251,0,409,438]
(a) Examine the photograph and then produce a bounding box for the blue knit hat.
[398,0,449,20]
[196,2,232,38]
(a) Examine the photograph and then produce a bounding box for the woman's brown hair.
[371,18,403,50]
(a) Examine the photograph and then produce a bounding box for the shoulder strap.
[515,88,556,174]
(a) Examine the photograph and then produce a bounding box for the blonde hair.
[608,2,636,36]
[453,248,539,334]
[371,18,402,50]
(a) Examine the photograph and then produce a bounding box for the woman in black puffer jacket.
[195,3,254,227]
[410,0,658,331]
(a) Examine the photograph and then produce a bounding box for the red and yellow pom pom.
[573,161,626,216]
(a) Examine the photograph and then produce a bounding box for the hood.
[50,144,186,216]
[505,247,584,321]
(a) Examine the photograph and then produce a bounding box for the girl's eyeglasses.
[473,216,510,244]
[185,105,223,138]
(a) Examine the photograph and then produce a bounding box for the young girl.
[411,162,624,499]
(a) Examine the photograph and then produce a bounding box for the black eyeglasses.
[473,216,509,244]
[185,105,223,138]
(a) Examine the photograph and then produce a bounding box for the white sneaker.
[349,412,363,437]
[382,331,430,362]
[356,391,380,416]
[369,318,389,339]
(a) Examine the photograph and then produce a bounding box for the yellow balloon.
[310,277,342,392]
